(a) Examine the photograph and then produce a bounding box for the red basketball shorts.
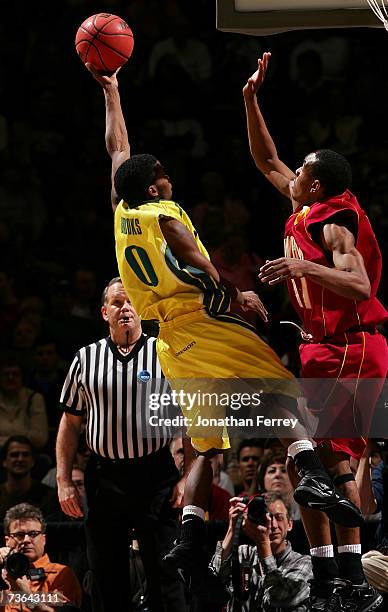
[299,330,388,459]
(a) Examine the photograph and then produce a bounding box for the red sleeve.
[305,202,358,231]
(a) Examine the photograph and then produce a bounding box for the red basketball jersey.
[284,189,388,341]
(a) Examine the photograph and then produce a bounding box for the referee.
[56,277,190,612]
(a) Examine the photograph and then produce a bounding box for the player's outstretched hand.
[85,63,120,88]
[238,290,268,322]
[259,257,308,285]
[243,51,271,98]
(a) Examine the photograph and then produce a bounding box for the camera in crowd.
[0,550,45,582]
[240,494,268,526]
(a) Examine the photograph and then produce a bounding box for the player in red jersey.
[243,52,388,612]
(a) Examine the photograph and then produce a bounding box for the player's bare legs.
[163,449,219,579]
[269,393,363,528]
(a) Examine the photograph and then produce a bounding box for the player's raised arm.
[86,64,130,211]
[243,52,296,203]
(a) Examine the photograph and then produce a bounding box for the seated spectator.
[212,453,235,496]
[211,492,312,611]
[27,336,67,442]
[235,439,264,495]
[0,502,82,611]
[0,355,48,450]
[0,437,59,522]
[257,452,300,520]
[70,267,98,321]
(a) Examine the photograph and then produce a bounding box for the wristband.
[218,275,238,301]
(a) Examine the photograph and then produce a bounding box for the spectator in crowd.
[148,14,212,86]
[211,453,235,496]
[211,492,312,611]
[0,502,82,612]
[0,357,48,450]
[0,270,19,346]
[27,336,67,438]
[0,436,59,522]
[70,267,98,321]
[257,452,300,520]
[235,439,264,495]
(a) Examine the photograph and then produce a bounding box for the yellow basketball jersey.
[114,199,230,321]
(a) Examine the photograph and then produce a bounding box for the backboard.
[216,0,383,35]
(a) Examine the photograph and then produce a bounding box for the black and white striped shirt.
[59,335,174,459]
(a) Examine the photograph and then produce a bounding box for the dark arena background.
[1,0,388,610]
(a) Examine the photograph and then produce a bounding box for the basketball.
[75,13,134,74]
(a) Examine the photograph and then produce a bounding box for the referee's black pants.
[84,446,188,612]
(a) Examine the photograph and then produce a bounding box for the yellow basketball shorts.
[156,309,298,452]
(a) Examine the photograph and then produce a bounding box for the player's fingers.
[258,262,284,277]
[268,276,287,286]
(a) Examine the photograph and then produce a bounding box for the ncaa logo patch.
[138,370,151,383]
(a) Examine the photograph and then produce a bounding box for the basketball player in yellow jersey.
[86,65,363,581]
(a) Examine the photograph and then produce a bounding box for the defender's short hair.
[308,149,352,198]
[114,154,158,206]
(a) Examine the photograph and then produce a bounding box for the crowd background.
[1,0,388,609]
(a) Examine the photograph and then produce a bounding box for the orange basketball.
[75,13,134,74]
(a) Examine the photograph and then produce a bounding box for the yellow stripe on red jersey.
[114,199,230,321]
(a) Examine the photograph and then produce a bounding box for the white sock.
[182,505,205,521]
[338,544,362,555]
[310,545,334,558]
[288,440,314,459]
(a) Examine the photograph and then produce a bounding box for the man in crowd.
[0,502,82,612]
[236,438,264,494]
[211,492,312,610]
[0,437,58,522]
[56,277,189,612]
[0,356,48,450]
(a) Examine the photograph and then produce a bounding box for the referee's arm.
[56,413,84,518]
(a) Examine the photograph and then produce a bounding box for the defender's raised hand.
[243,51,271,98]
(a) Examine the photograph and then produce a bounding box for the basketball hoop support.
[367,0,388,30]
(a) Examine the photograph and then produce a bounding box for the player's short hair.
[308,149,352,198]
[114,154,158,207]
[4,503,46,535]
[236,438,263,462]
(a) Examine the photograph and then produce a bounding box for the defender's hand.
[259,257,309,285]
[243,52,271,98]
